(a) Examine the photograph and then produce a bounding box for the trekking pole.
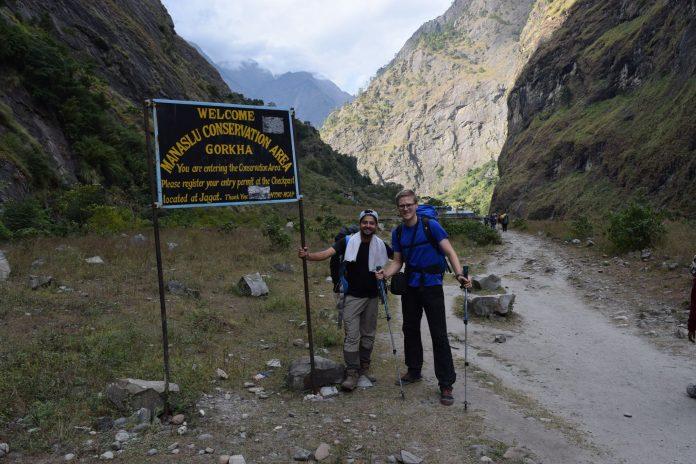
[461,265,470,411]
[376,266,405,400]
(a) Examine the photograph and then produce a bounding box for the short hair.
[395,189,418,206]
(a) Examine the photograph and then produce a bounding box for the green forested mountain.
[0,0,390,237]
[491,0,696,219]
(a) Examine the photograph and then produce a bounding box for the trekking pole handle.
[460,265,469,288]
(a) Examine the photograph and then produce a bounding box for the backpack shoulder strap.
[421,217,452,273]
[421,217,440,253]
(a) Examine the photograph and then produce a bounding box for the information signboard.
[152,99,299,208]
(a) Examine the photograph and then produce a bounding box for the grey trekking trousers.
[342,295,378,370]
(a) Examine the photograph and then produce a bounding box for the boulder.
[237,272,269,297]
[0,251,10,281]
[472,274,501,291]
[106,378,179,412]
[0,443,8,458]
[287,356,344,391]
[28,275,53,290]
[467,294,516,317]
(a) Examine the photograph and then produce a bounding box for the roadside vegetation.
[511,200,694,262]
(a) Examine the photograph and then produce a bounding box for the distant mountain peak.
[211,59,352,127]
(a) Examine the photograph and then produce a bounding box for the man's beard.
[360,228,374,239]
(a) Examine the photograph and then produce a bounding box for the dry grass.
[0,208,504,460]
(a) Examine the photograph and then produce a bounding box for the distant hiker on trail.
[489,213,497,230]
[688,255,696,344]
[298,209,390,391]
[686,255,696,399]
[376,189,472,406]
[499,212,509,232]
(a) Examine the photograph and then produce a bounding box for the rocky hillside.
[491,0,696,219]
[216,60,353,128]
[321,0,576,203]
[0,0,386,232]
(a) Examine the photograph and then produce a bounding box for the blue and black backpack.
[329,225,359,293]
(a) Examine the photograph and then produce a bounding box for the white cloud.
[161,0,452,94]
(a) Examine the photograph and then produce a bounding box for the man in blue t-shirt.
[377,189,472,406]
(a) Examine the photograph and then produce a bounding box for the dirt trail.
[428,231,696,464]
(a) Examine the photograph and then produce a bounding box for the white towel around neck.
[343,233,388,272]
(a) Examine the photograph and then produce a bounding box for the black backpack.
[330,225,359,293]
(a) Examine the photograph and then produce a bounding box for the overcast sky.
[161,0,452,95]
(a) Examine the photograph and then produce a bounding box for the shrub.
[606,202,665,252]
[570,216,593,239]
[0,221,12,240]
[511,218,527,230]
[316,214,343,241]
[262,215,291,250]
[1,197,50,232]
[86,205,134,234]
[442,219,501,245]
[314,322,342,348]
[59,185,106,224]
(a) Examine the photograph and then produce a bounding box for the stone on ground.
[357,375,374,388]
[106,378,179,412]
[686,384,696,399]
[166,280,200,298]
[64,453,75,461]
[399,450,423,464]
[99,451,114,460]
[170,414,185,425]
[503,446,529,460]
[314,443,330,461]
[0,443,8,457]
[0,251,10,281]
[237,272,269,296]
[287,356,345,391]
[229,455,246,464]
[216,368,229,379]
[293,447,312,461]
[320,386,339,397]
[467,293,516,317]
[472,274,502,291]
[28,275,53,290]
[85,256,104,264]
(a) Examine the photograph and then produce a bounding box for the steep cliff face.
[0,0,236,203]
[491,0,696,219]
[0,0,379,212]
[321,0,575,202]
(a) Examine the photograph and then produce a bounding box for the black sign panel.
[152,99,299,208]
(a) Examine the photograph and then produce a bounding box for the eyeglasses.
[397,203,416,210]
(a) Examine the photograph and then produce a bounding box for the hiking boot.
[440,387,454,406]
[341,369,359,391]
[395,371,422,386]
[359,362,377,382]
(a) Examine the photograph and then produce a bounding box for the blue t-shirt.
[392,218,448,287]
